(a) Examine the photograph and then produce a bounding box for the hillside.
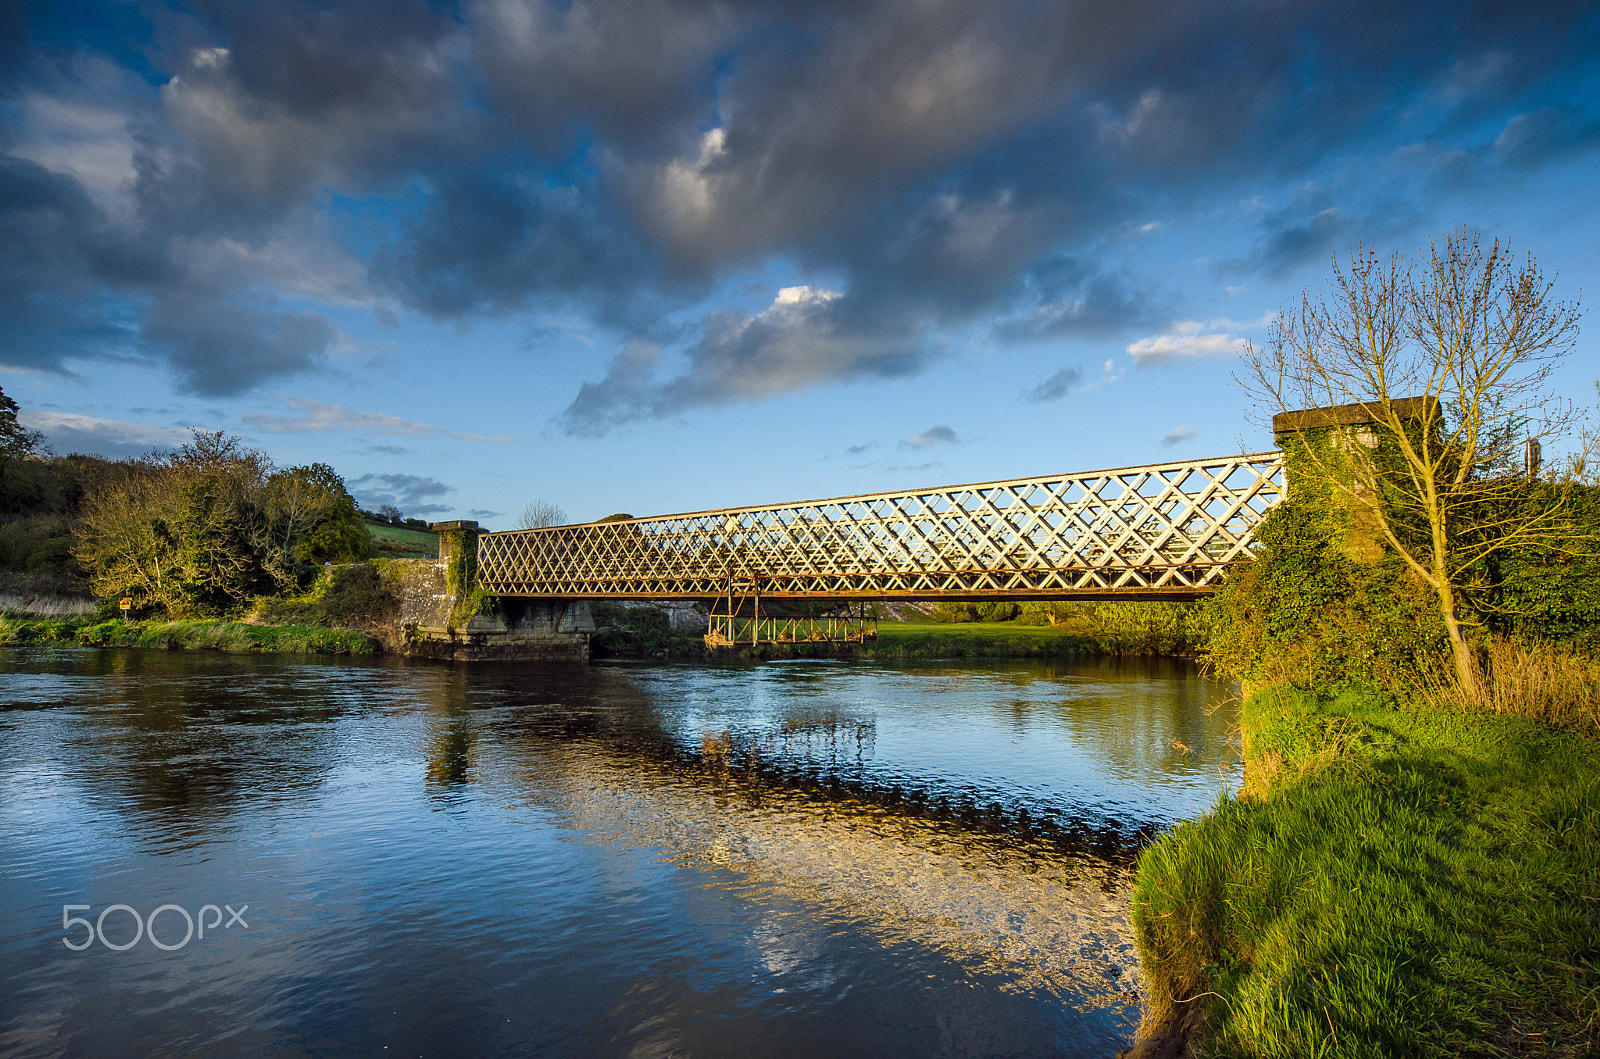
[365,521,439,559]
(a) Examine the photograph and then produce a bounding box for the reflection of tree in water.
[969,656,1240,783]
[425,669,476,792]
[24,649,355,839]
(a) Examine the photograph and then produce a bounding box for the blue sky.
[3,0,1598,526]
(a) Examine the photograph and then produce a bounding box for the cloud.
[1217,183,1419,279]
[901,425,959,449]
[1161,425,1198,448]
[558,285,933,435]
[245,397,435,436]
[242,397,514,442]
[1494,105,1600,168]
[996,258,1166,342]
[884,460,943,475]
[4,0,1600,411]
[347,472,455,517]
[1127,322,1251,367]
[1025,366,1084,402]
[19,410,190,458]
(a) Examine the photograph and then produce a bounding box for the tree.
[0,385,49,508]
[1565,382,1600,485]
[1239,231,1583,692]
[518,499,568,529]
[0,387,45,460]
[74,432,373,615]
[266,463,374,565]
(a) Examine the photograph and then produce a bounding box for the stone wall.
[380,557,594,662]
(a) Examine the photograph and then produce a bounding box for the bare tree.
[517,499,568,529]
[1564,382,1600,485]
[1239,231,1583,692]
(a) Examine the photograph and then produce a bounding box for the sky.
[2,0,1598,527]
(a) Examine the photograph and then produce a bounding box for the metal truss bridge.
[476,451,1285,608]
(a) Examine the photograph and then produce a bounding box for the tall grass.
[1132,687,1600,1057]
[0,593,96,617]
[1420,637,1600,730]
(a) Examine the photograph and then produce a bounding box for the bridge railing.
[476,451,1285,601]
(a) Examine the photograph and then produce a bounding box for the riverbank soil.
[1130,687,1600,1057]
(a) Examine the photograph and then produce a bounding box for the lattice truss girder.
[476,452,1285,599]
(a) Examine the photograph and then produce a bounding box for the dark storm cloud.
[369,169,677,329]
[5,0,1600,405]
[0,152,337,389]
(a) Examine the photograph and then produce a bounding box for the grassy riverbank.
[1130,687,1600,1057]
[0,616,377,655]
[869,621,1102,658]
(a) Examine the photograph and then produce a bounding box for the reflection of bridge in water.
[476,452,1284,645]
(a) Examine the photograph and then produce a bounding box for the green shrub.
[590,602,699,658]
[1205,499,1446,689]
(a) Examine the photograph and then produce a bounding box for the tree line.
[1,396,374,618]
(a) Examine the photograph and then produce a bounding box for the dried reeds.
[1421,637,1600,730]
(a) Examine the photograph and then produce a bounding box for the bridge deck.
[476,451,1285,602]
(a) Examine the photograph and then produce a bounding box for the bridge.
[470,452,1285,644]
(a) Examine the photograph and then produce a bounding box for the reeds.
[1420,637,1600,730]
[0,593,96,618]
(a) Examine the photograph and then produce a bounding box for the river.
[0,648,1238,1058]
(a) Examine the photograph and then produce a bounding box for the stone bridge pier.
[402,521,595,662]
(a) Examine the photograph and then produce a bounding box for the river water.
[0,649,1238,1059]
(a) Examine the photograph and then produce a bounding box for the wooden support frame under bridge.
[475,451,1286,645]
[706,584,878,649]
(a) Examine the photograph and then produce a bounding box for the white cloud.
[774,284,841,307]
[1162,425,1198,447]
[20,411,190,458]
[242,397,513,443]
[1126,315,1271,366]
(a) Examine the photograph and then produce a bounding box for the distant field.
[364,522,439,559]
[872,621,1099,658]
[877,620,1065,636]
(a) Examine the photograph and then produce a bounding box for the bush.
[1205,498,1446,689]
[590,602,699,658]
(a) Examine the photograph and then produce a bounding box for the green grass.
[364,521,438,558]
[0,616,377,655]
[1131,687,1600,1057]
[870,621,1102,658]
